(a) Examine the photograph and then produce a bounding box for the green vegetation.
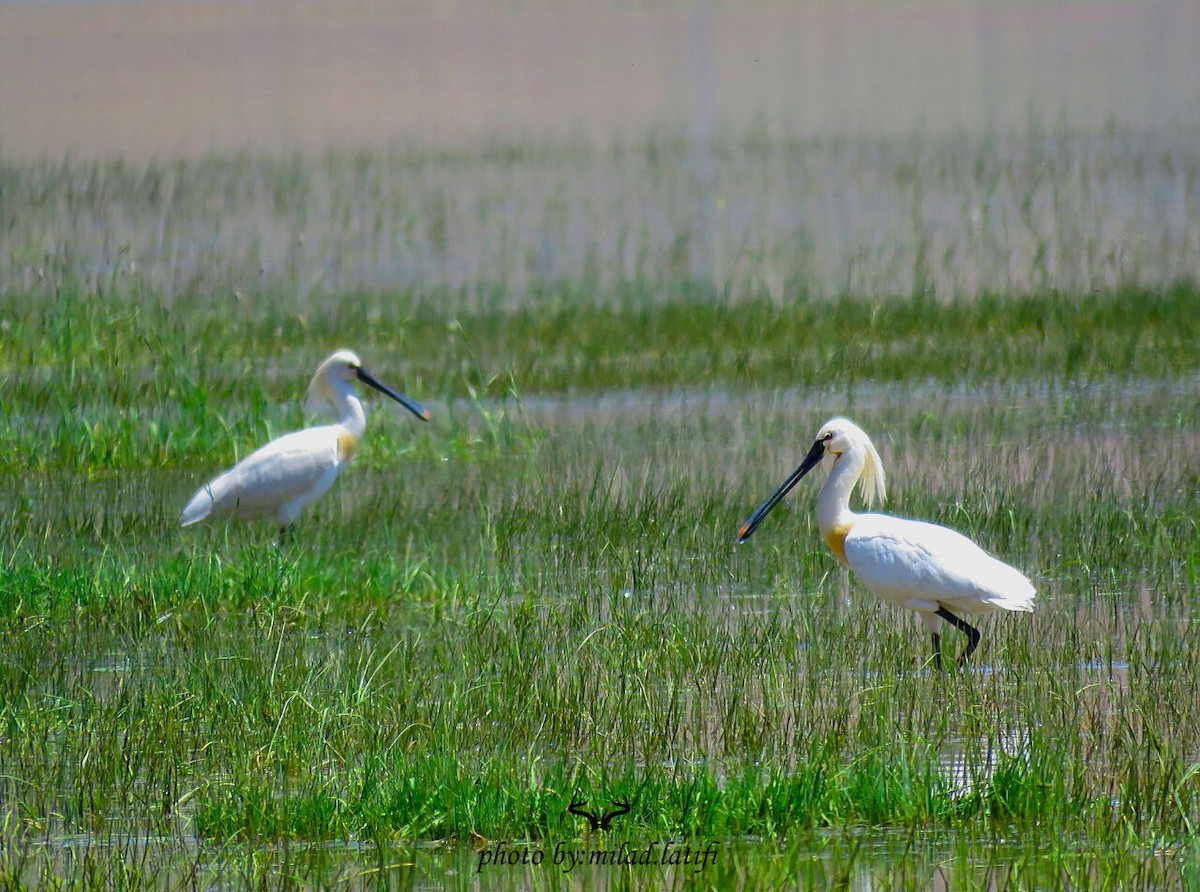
[1,135,1198,888]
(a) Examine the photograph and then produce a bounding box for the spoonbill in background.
[738,417,1035,669]
[180,349,431,533]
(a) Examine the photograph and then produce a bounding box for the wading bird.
[737,417,1035,669]
[180,349,431,533]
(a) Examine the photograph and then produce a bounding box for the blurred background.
[2,0,1199,303]
[3,0,1199,159]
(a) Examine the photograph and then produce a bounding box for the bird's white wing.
[181,426,341,523]
[845,514,1035,614]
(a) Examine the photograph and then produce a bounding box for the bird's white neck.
[331,380,367,440]
[816,448,864,536]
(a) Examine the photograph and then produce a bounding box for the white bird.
[180,349,431,533]
[738,417,1035,669]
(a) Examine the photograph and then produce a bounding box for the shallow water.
[11,826,1199,890]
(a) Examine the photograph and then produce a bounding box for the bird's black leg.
[931,633,944,671]
[936,606,981,667]
[277,524,295,548]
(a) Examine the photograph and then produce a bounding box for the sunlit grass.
[1,139,1199,888]
[1,281,1195,476]
[2,300,1198,874]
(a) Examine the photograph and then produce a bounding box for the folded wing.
[845,514,1036,615]
[180,427,341,525]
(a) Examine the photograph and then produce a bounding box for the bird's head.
[737,415,886,542]
[305,350,365,416]
[812,417,887,508]
[305,349,431,422]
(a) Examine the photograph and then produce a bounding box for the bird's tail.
[987,564,1037,613]
[179,484,217,527]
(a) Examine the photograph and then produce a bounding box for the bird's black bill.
[737,437,827,542]
[357,367,432,422]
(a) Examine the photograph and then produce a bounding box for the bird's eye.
[822,432,834,442]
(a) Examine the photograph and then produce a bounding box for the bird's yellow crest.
[820,417,887,509]
[857,432,887,509]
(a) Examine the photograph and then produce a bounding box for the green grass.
[1,138,1199,888]
[1,281,1194,476]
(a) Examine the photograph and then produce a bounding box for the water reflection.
[11,829,1197,889]
[939,727,1030,801]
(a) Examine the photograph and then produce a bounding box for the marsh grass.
[1,297,1198,889]
[1,280,1195,477]
[1,140,1199,888]
[4,123,1200,301]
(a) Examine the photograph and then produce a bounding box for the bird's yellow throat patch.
[336,430,359,462]
[822,523,852,565]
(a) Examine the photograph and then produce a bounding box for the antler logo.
[568,796,631,831]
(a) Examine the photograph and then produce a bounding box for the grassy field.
[1,133,1199,888]
[5,123,1199,303]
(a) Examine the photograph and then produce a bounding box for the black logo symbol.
[568,796,631,831]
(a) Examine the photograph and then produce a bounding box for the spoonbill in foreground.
[738,417,1035,669]
[180,349,431,533]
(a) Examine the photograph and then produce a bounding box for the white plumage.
[180,349,430,532]
[739,417,1035,668]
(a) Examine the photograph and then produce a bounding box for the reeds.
[1,132,1197,888]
